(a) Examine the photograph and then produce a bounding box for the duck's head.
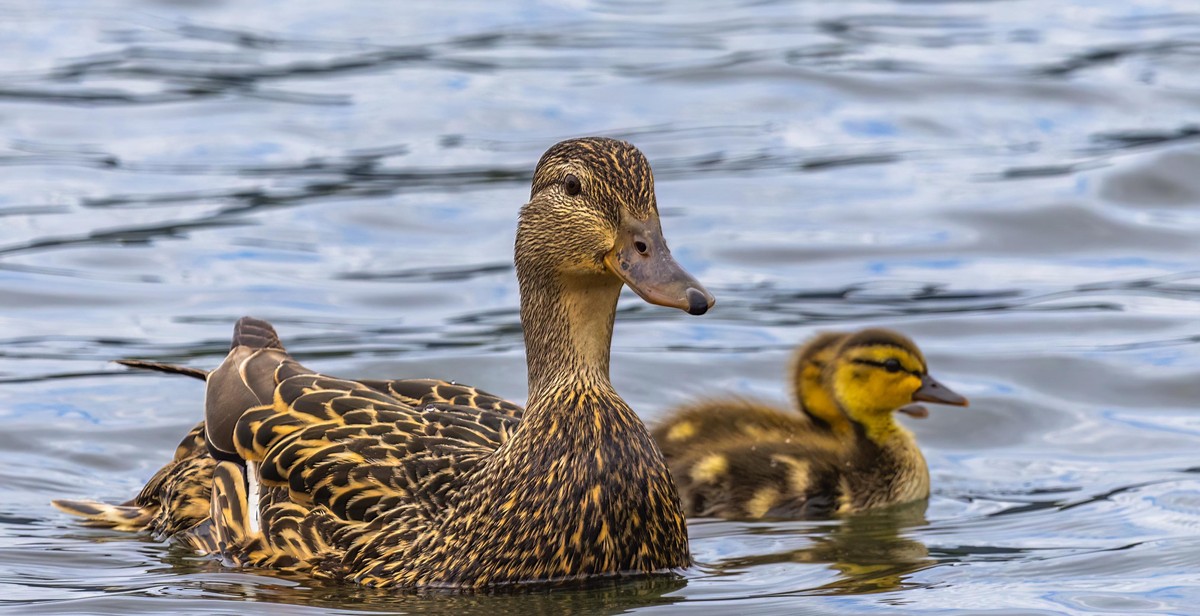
[826,328,968,438]
[790,331,851,434]
[516,137,714,315]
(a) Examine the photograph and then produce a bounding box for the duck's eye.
[883,358,902,373]
[564,174,581,196]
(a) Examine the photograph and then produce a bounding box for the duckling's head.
[827,328,967,438]
[517,137,714,315]
[790,331,850,434]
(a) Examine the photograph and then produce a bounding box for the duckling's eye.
[564,174,581,196]
[883,358,902,373]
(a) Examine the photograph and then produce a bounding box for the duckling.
[652,331,849,462]
[53,137,716,589]
[667,328,967,519]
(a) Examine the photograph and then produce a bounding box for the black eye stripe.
[850,358,920,376]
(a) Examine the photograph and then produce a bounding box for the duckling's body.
[661,328,966,519]
[54,137,715,588]
[653,398,812,462]
[835,421,930,512]
[652,332,848,462]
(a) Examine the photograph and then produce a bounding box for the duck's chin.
[896,404,929,419]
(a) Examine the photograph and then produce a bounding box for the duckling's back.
[652,398,811,461]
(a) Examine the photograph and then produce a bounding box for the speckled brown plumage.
[116,359,524,421]
[53,422,215,542]
[55,137,712,589]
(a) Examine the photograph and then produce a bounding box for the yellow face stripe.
[831,343,929,441]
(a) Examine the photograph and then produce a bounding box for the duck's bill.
[897,404,930,419]
[912,374,969,407]
[605,226,715,316]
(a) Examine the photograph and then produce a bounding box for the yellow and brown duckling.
[54,137,715,589]
[659,328,967,519]
[653,331,849,461]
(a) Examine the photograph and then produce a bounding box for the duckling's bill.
[912,374,969,407]
[604,217,714,315]
[897,404,929,419]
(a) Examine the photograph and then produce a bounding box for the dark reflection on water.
[124,557,688,616]
[4,0,1200,614]
[704,502,935,596]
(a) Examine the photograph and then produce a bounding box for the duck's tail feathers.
[51,499,152,531]
[231,316,285,351]
[205,317,293,461]
[115,359,209,381]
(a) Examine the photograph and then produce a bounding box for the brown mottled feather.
[53,422,215,538]
[116,360,524,420]
[50,500,152,531]
[115,359,209,380]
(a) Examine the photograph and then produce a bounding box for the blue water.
[3,0,1200,613]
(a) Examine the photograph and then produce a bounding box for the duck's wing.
[117,362,524,419]
[670,437,844,520]
[134,422,216,539]
[61,317,520,576]
[357,378,524,419]
[203,317,518,575]
[235,368,518,520]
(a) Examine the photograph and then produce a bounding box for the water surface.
[2,0,1200,614]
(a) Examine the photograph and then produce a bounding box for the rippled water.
[3,0,1200,613]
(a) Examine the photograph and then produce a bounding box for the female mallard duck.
[661,328,967,519]
[53,137,716,589]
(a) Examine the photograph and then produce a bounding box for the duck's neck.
[800,386,855,441]
[442,262,690,581]
[849,417,929,505]
[852,412,906,446]
[519,269,623,405]
[854,417,921,475]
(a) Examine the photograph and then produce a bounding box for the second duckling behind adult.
[666,328,968,519]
